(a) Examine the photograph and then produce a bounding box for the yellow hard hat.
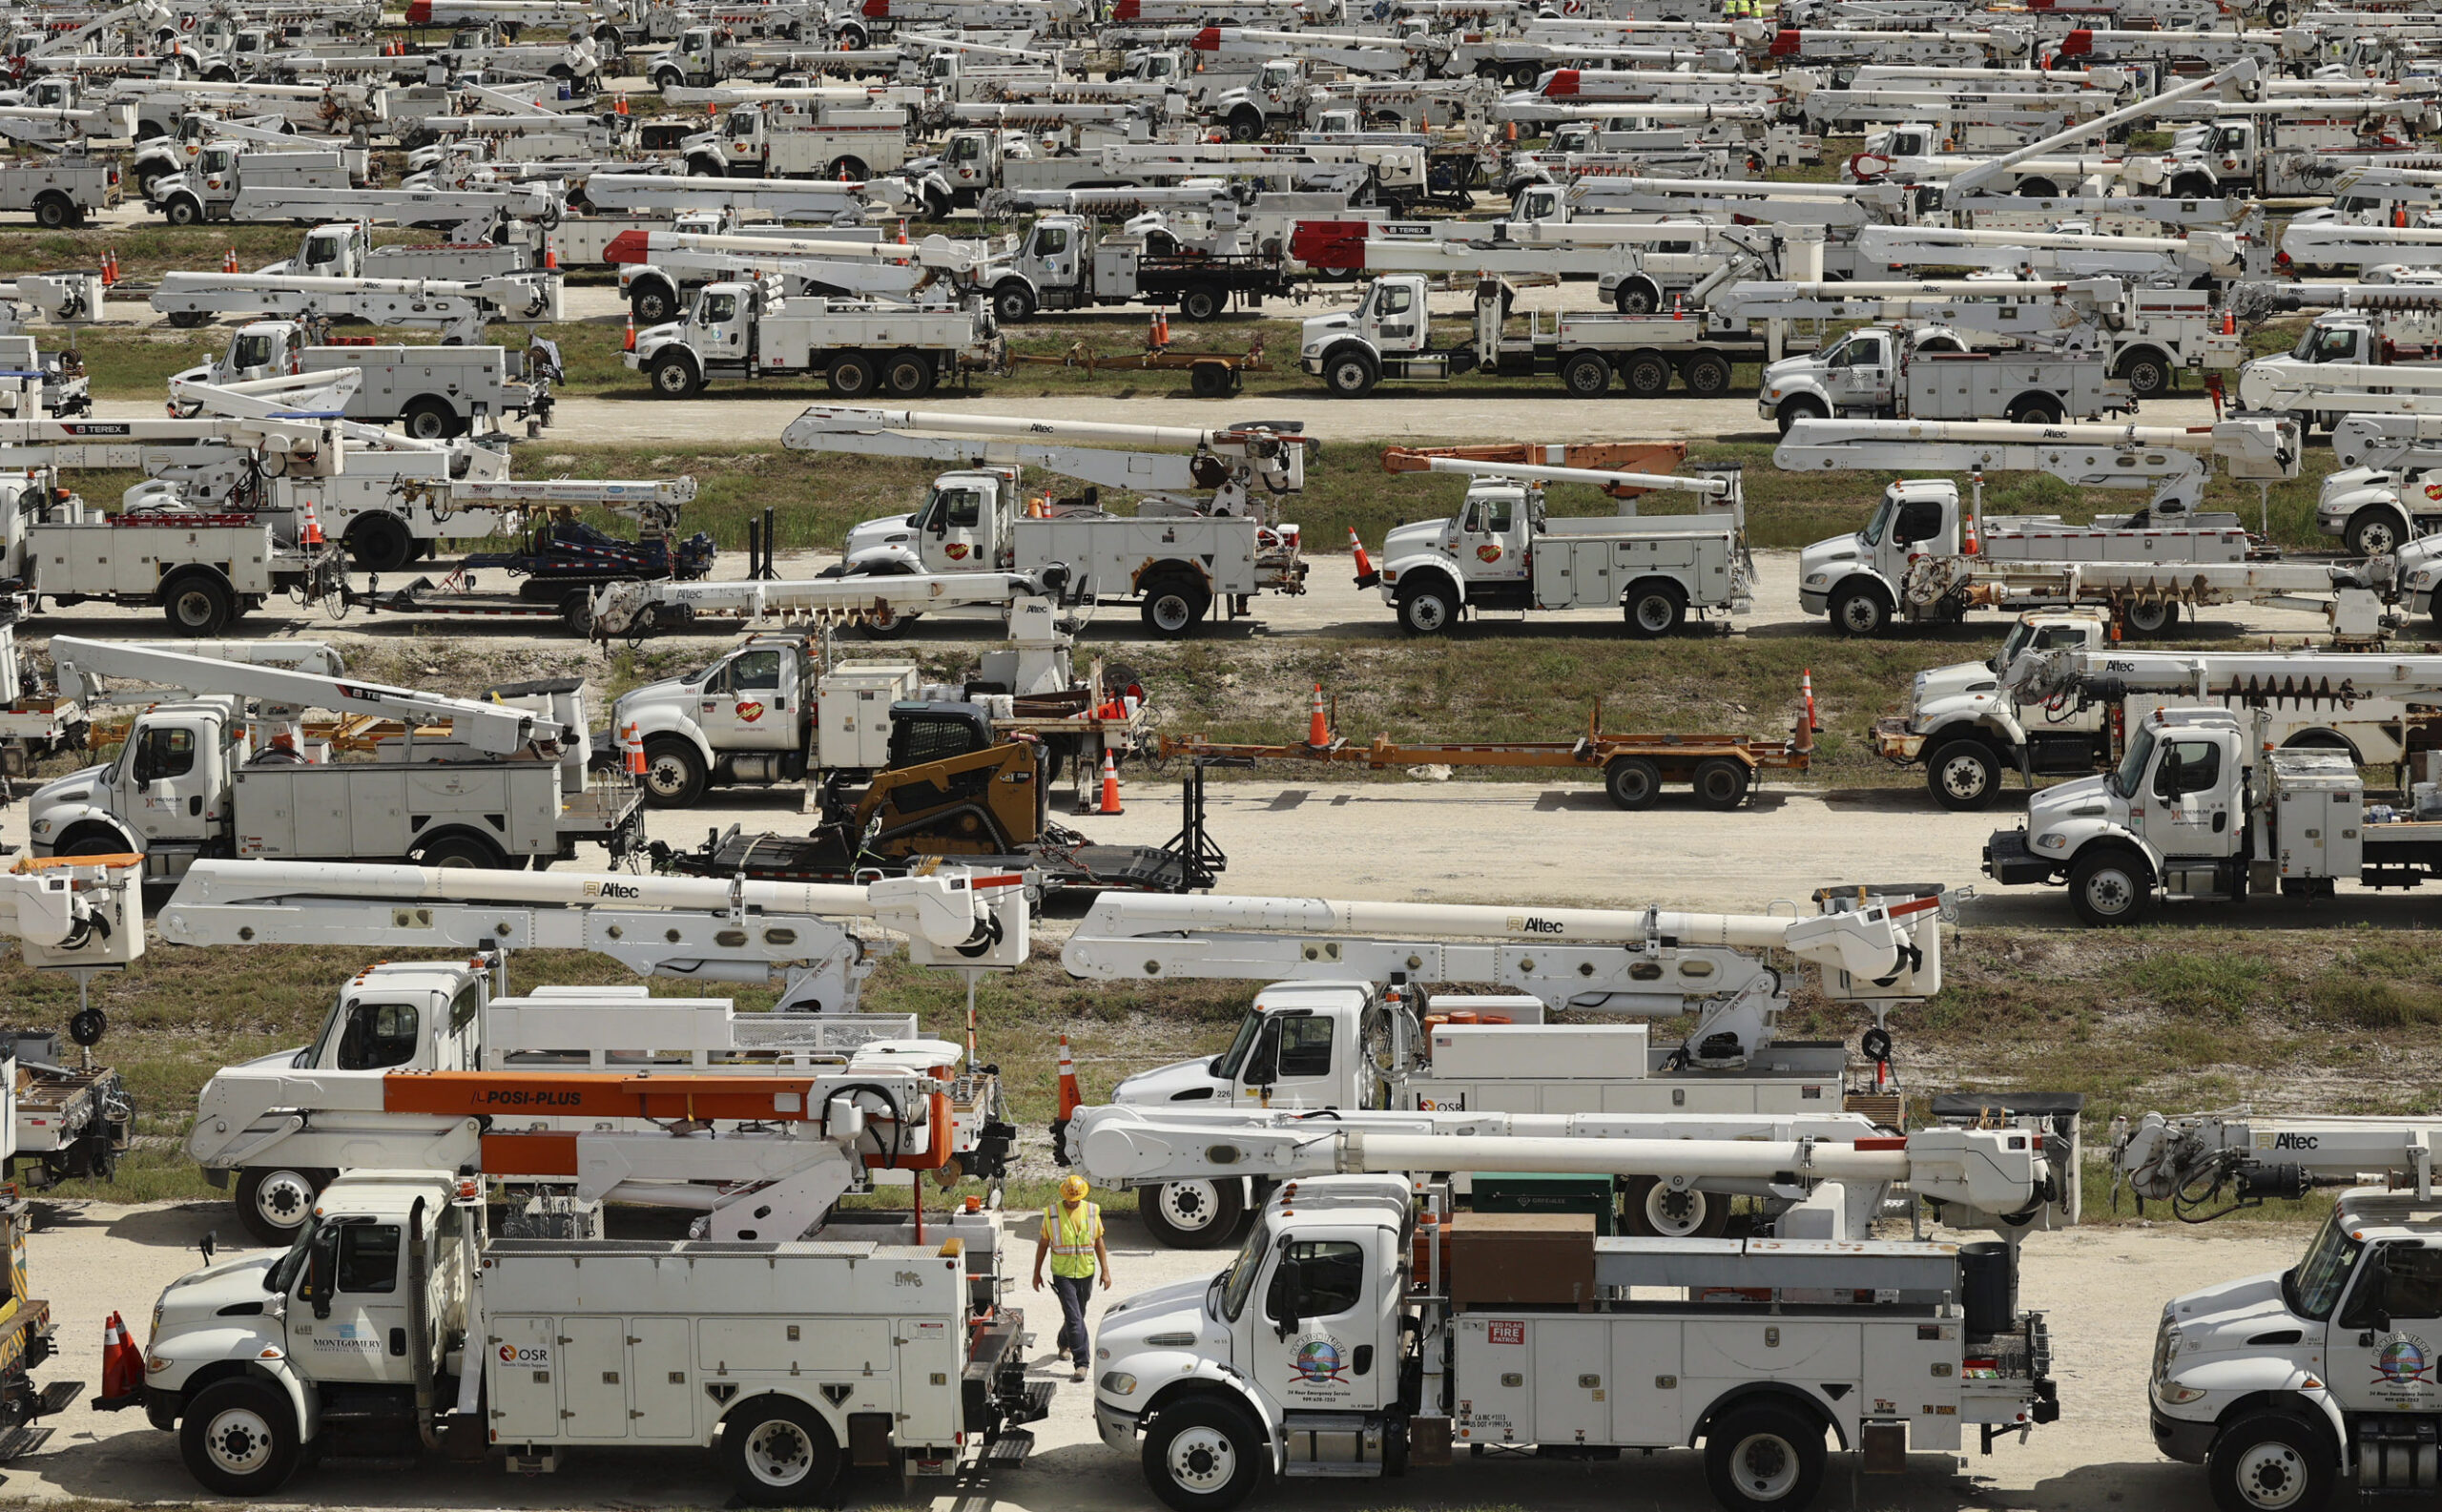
[1060,1175,1090,1201]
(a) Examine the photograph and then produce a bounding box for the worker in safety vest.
[1031,1174,1113,1382]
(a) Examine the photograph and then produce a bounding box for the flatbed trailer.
[1008,335,1267,396]
[1160,690,1814,810]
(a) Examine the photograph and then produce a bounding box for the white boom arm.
[1407,455,1729,499]
[0,856,144,968]
[1775,418,2301,503]
[589,571,1067,639]
[1949,56,2259,197]
[606,227,986,276]
[47,636,552,755]
[779,405,1312,498]
[158,860,1028,1012]
[2114,1108,2442,1217]
[1710,277,2126,326]
[2003,646,2442,704]
[149,271,563,331]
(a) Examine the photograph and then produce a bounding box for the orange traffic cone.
[625,720,646,777]
[300,499,325,547]
[1960,511,1979,556]
[1097,750,1123,815]
[1155,309,1170,345]
[100,248,116,285]
[2222,309,2235,336]
[544,245,558,271]
[897,219,908,244]
[623,312,636,351]
[222,246,238,273]
[614,92,628,114]
[1349,526,1376,588]
[1306,682,1330,747]
[92,1311,143,1409]
[1056,1034,1082,1121]
[1801,668,1818,732]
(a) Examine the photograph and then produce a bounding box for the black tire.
[1560,349,1611,398]
[1622,1174,1732,1238]
[1774,396,1827,436]
[1604,756,1662,811]
[1623,351,1672,397]
[2119,351,2170,399]
[631,282,675,324]
[181,1378,302,1497]
[1622,579,1685,637]
[1691,757,1749,811]
[31,195,69,230]
[992,281,1036,324]
[2124,599,2177,635]
[1613,280,1659,315]
[1830,582,1891,638]
[2347,507,2406,558]
[1139,579,1211,636]
[880,349,933,398]
[1704,1402,1828,1511]
[826,352,878,398]
[1925,737,2003,812]
[1137,1178,1246,1249]
[1178,283,1226,321]
[1227,109,1263,143]
[1320,345,1378,398]
[1396,577,1458,635]
[2068,846,2155,926]
[650,349,699,400]
[166,197,201,226]
[346,515,415,573]
[166,309,211,329]
[640,736,709,808]
[235,1166,330,1245]
[721,1396,841,1505]
[2207,1414,2332,1512]
[1682,352,1732,398]
[400,397,462,440]
[160,574,233,636]
[2170,173,2218,200]
[2006,397,2064,426]
[414,834,507,870]
[1189,362,1231,398]
[1144,1398,1268,1512]
[826,155,868,180]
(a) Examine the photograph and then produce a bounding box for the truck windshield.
[1991,620,2036,676]
[1215,1216,1271,1322]
[1859,493,1894,548]
[233,333,277,369]
[296,981,352,1068]
[1212,1010,1266,1080]
[2109,722,2157,799]
[265,1214,322,1295]
[2286,1209,2364,1321]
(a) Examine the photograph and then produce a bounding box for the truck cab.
[1874,609,2110,807]
[1797,476,1962,634]
[839,467,1018,575]
[2149,1190,2442,1510]
[616,633,817,806]
[28,697,239,874]
[174,322,305,394]
[1214,58,1309,139]
[1300,273,1439,388]
[270,222,372,280]
[1759,323,1977,432]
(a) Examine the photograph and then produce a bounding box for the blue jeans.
[1053,1274,1094,1366]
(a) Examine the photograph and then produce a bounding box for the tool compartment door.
[486,1314,562,1440]
[1529,1318,1608,1445]
[1452,1315,1534,1447]
[1684,1319,1862,1400]
[895,1315,960,1443]
[1529,539,1606,609]
[1606,1318,1685,1446]
[624,1316,696,1440]
[1862,1318,1959,1450]
[559,1315,631,1440]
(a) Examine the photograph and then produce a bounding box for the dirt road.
[8,1195,2289,1511]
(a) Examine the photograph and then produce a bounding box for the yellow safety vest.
[1045,1201,1102,1278]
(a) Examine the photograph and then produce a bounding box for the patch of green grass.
[2129,951,2269,1021]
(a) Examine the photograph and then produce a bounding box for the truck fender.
[1823,569,1894,613]
[169,1354,321,1444]
[1137,1365,1280,1470]
[839,545,927,577]
[2064,823,2160,876]
[1379,551,1467,607]
[1927,711,2027,759]
[1689,1380,1850,1452]
[1129,557,1214,596]
[2209,1387,2345,1464]
[716,1387,852,1460]
[625,705,715,766]
[36,809,139,860]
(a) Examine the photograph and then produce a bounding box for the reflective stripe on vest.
[1046,1201,1100,1276]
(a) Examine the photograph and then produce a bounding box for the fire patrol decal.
[2375,1335,2434,1389]
[1487,1321,1525,1346]
[735,701,765,723]
[497,1341,551,1368]
[1291,1335,1347,1385]
[1477,544,1502,564]
[946,542,971,560]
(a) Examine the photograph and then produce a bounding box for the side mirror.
[1268,1260,1304,1336]
[1243,1020,1281,1090]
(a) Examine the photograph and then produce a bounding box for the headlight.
[2035,833,2068,851]
[2157,1382,2206,1405]
[29,818,48,836]
[1100,1372,1138,1395]
[146,1353,172,1374]
[1803,572,1829,588]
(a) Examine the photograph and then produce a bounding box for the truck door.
[2328,1241,2442,1423]
[915,478,990,569]
[1252,1231,1393,1413]
[1886,492,1954,563]
[1828,332,1893,412]
[1024,219,1075,291]
[331,996,424,1070]
[289,1217,413,1385]
[1456,489,1529,586]
[945,132,988,193]
[2139,734,2232,858]
[1235,1009,1340,1108]
[694,288,745,363]
[116,715,220,848]
[698,645,794,751]
[1366,280,1424,354]
[724,109,759,165]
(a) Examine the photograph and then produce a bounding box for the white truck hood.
[1299,310,1357,358]
[1907,660,2005,733]
[1380,517,1449,563]
[2024,773,2115,847]
[2159,1270,2300,1373]
[1762,351,1825,385]
[1097,1274,1234,1365]
[26,761,111,828]
[1111,1054,1229,1106]
[842,510,920,561]
[1799,529,1865,589]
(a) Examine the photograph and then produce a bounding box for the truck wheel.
[1139,1178,1246,1249]
[1227,108,1263,142]
[2347,507,2406,558]
[160,574,234,637]
[1560,349,1611,397]
[236,1166,330,1245]
[345,516,415,574]
[165,309,211,329]
[1623,350,1672,398]
[1178,283,1226,321]
[991,281,1036,324]
[880,349,933,397]
[1774,396,1827,436]
[1623,1175,1730,1238]
[414,834,507,870]
[721,1397,841,1505]
[1396,578,1458,635]
[652,66,684,91]
[2170,173,2218,200]
[1926,738,2002,812]
[650,350,700,400]
[181,1378,302,1497]
[640,736,709,807]
[826,353,879,398]
[630,283,675,324]
[2068,847,2155,927]
[31,194,71,230]
[1682,351,1732,398]
[2006,396,2064,426]
[2118,351,2171,399]
[1622,579,1686,637]
[1613,280,1659,315]
[1320,346,1378,398]
[400,397,463,440]
[1604,756,1663,811]
[2207,1413,2332,1512]
[1829,582,1891,637]
[826,155,867,180]
[1140,579,1211,636]
[165,197,201,226]
[1705,1402,1827,1511]
[2123,599,2177,635]
[1691,757,1749,811]
[1145,1398,1269,1512]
